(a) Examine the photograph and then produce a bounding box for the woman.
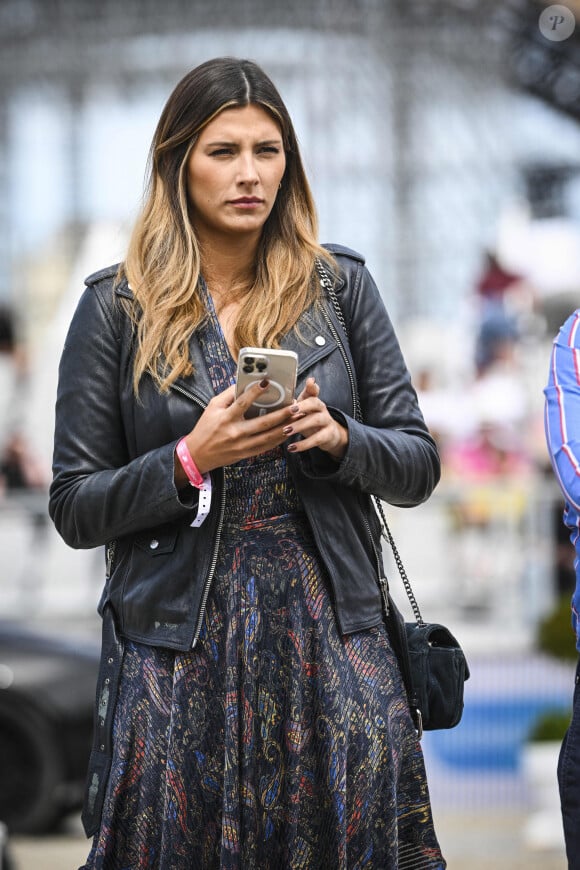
[50,57,445,870]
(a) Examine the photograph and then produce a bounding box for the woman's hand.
[283,377,349,461]
[174,380,299,486]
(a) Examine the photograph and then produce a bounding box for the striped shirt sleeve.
[544,309,580,513]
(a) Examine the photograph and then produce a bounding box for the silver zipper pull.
[105,541,116,579]
[378,576,390,615]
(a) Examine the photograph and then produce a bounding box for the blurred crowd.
[414,249,550,484]
[0,307,47,498]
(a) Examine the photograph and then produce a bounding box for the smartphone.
[235,347,298,418]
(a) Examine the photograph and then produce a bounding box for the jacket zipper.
[105,541,117,579]
[320,303,387,608]
[169,381,226,649]
[190,479,226,647]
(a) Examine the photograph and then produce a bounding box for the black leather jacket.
[49,244,440,649]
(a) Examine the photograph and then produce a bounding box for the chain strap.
[315,259,347,331]
[315,258,425,626]
[315,260,363,424]
[373,498,424,625]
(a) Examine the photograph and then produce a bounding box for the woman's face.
[187,104,286,245]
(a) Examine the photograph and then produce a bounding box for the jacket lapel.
[115,280,337,399]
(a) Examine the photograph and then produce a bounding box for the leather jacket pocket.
[114,523,199,644]
[134,527,178,557]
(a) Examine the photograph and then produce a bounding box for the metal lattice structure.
[0,0,579,329]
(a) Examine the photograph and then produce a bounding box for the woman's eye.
[258,146,280,155]
[209,148,233,157]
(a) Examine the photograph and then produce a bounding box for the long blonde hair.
[120,57,334,394]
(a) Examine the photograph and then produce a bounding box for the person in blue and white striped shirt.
[545,309,580,870]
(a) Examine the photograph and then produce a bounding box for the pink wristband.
[176,438,204,488]
[176,438,212,528]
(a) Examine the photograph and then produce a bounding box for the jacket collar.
[114,277,337,399]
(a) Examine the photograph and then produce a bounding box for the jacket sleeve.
[544,310,580,511]
[49,283,196,549]
[299,258,440,506]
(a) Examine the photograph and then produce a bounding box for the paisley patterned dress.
[82,294,445,870]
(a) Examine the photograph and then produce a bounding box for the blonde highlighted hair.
[120,57,334,394]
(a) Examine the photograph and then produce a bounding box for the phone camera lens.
[256,361,267,372]
[242,365,253,373]
[244,356,254,365]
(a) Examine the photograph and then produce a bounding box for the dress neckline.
[199,279,237,390]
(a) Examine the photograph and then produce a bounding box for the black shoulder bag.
[316,260,470,737]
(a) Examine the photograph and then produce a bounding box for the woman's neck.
[198,233,259,304]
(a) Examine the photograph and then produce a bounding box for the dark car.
[0,619,99,834]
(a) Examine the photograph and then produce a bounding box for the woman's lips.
[229,197,264,208]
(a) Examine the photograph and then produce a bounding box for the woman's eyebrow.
[205,137,283,146]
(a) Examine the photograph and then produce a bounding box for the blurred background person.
[0,305,47,494]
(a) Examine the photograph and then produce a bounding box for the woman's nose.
[237,152,259,184]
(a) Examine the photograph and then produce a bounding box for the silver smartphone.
[235,347,298,418]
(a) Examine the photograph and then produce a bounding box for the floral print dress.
[82,292,445,870]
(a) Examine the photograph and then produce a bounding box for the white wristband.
[189,472,212,527]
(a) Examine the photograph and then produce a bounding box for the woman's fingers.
[232,382,300,432]
[231,378,269,415]
[184,380,299,471]
[296,377,319,403]
[284,385,348,459]
[185,374,346,470]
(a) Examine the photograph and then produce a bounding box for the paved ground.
[5,809,568,870]
[437,811,567,869]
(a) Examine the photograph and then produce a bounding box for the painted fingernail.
[287,444,297,452]
[282,426,293,436]
[290,404,299,413]
[260,378,269,388]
